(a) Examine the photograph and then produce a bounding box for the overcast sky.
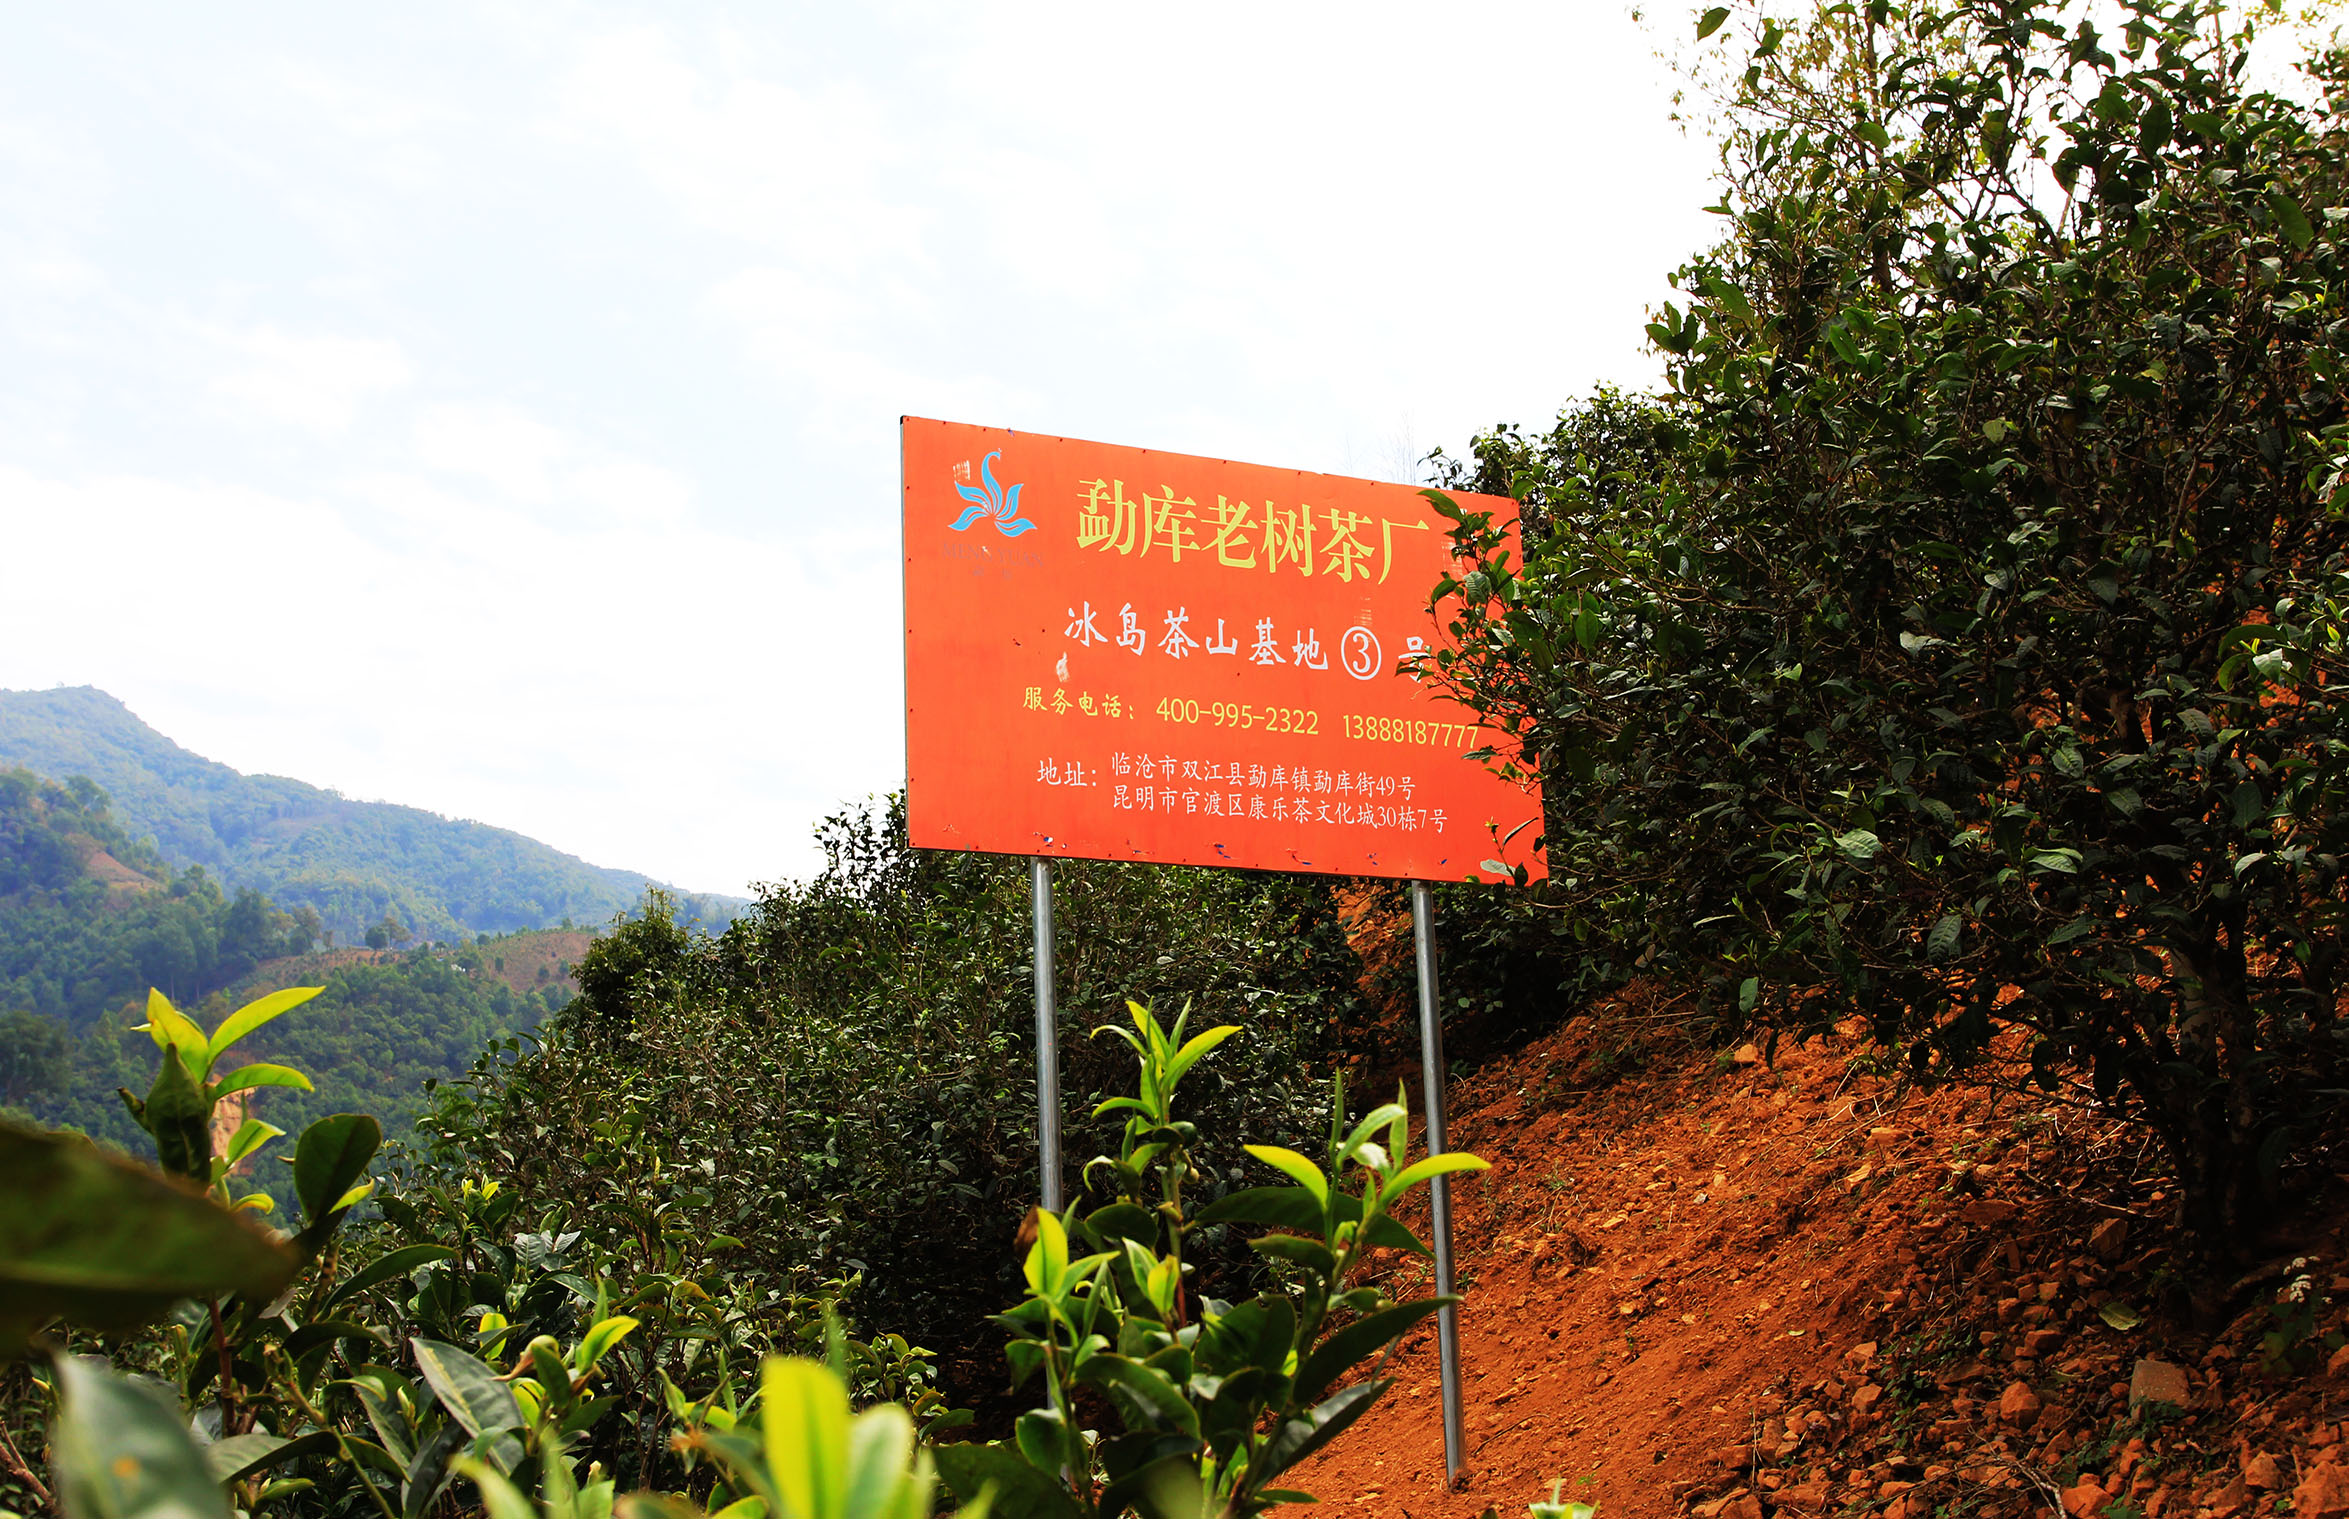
[0,2,1723,896]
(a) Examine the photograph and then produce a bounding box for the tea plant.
[937,1000,1487,1518]
[444,802,1365,1381]
[655,1351,988,1519]
[2256,1259,2343,1374]
[116,987,328,1204]
[4,981,967,1519]
[1417,0,2349,1248]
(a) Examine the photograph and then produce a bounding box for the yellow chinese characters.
[1022,686,1126,720]
[1076,477,1430,584]
[1076,481,1202,561]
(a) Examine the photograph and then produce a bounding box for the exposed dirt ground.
[1286,986,2349,1519]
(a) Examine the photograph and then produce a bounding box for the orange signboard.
[901,418,1543,884]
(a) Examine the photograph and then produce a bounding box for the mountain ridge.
[0,685,739,943]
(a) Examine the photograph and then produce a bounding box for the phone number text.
[1154,698,1320,734]
[1147,699,1488,749]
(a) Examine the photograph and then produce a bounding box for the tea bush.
[414,795,1372,1392]
[1417,0,2349,1246]
[4,976,1450,1519]
[934,1001,1485,1517]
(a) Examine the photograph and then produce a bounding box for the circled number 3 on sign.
[1337,626,1382,680]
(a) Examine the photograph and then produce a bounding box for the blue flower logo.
[949,450,1037,537]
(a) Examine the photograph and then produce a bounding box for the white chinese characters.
[1065,603,1379,680]
[1098,753,1441,833]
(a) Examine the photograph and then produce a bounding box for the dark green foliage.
[0,755,584,1202]
[1397,391,1707,1049]
[6,983,966,1519]
[1426,383,1687,547]
[33,951,569,1193]
[0,1120,298,1351]
[361,1136,965,1500]
[0,768,305,1029]
[956,1003,1482,1516]
[0,1008,69,1108]
[421,796,1368,1382]
[1419,0,2349,1246]
[1306,392,1709,1066]
[0,687,740,944]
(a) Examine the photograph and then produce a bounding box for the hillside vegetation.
[435,795,1373,1366]
[0,767,304,1034]
[38,938,575,1179]
[0,765,577,1181]
[1420,0,2349,1244]
[0,686,739,945]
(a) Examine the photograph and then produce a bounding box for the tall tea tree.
[1422,0,2349,1247]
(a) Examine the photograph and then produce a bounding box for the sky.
[0,1,1725,896]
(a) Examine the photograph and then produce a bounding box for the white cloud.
[704,265,1044,443]
[0,463,894,894]
[410,402,698,528]
[570,455,695,526]
[0,0,1728,894]
[412,403,568,502]
[208,326,413,435]
[548,24,928,273]
[526,2,1715,485]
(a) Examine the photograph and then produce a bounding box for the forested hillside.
[0,765,576,1179]
[37,940,574,1172]
[0,767,306,1033]
[0,686,741,944]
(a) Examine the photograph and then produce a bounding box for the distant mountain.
[0,686,740,944]
[0,758,587,1190]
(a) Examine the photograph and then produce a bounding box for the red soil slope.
[1289,992,2349,1519]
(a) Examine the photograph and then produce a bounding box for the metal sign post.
[1410,881,1466,1489]
[1032,857,1063,1213]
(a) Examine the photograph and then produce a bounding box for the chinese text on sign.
[901,418,1543,883]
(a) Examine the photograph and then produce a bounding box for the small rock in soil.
[1998,1381,2043,1427]
[2130,1357,2191,1411]
[2245,1452,2284,1491]
[2299,1464,2349,1519]
[2060,1479,2111,1517]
